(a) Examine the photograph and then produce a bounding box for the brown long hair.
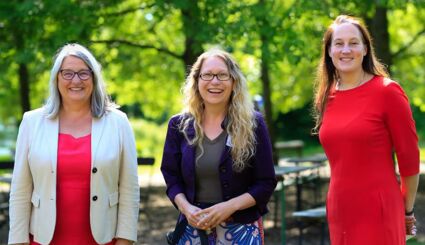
[312,15,389,134]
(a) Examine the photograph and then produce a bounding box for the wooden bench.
[285,155,327,210]
[292,206,327,245]
[0,161,13,169]
[275,140,304,157]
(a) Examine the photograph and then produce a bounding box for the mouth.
[207,88,224,94]
[69,87,84,91]
[339,57,353,62]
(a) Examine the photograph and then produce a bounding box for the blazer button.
[92,195,98,201]
[225,195,231,200]
[220,167,226,173]
[92,167,98,173]
[223,183,229,188]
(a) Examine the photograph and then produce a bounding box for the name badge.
[226,135,233,147]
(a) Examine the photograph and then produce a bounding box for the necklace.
[336,71,366,91]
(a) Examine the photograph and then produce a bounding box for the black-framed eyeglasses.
[199,72,231,81]
[60,69,93,80]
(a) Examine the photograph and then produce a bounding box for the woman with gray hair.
[9,43,139,245]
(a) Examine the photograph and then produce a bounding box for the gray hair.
[44,43,116,118]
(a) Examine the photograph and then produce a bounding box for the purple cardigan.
[161,112,277,224]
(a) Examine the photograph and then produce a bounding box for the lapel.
[47,116,59,172]
[184,119,197,172]
[221,134,232,163]
[220,117,232,164]
[91,114,106,168]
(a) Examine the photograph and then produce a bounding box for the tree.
[0,0,121,120]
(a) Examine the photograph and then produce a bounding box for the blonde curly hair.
[179,49,257,172]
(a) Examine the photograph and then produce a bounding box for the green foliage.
[0,0,123,119]
[407,237,425,245]
[389,5,425,111]
[1,0,425,161]
[130,118,167,162]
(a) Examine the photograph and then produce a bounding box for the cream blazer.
[8,108,139,244]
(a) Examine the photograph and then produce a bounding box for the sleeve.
[116,114,139,242]
[160,117,185,207]
[383,82,420,176]
[8,113,33,244]
[247,113,277,212]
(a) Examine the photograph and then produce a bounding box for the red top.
[31,133,114,245]
[319,76,419,245]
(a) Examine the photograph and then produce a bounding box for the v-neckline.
[204,130,226,144]
[59,133,91,140]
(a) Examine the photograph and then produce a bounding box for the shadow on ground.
[0,175,423,245]
[138,174,425,245]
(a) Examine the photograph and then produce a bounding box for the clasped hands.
[183,202,235,231]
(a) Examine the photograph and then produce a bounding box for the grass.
[407,238,425,245]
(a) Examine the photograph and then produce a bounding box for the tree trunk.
[180,2,204,74]
[14,29,31,114]
[18,63,30,113]
[260,29,277,164]
[368,5,392,73]
[255,0,277,164]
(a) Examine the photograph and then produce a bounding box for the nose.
[211,76,221,84]
[71,75,82,83]
[341,45,351,53]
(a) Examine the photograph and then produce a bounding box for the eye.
[200,73,214,80]
[218,73,230,80]
[61,70,75,79]
[79,70,92,78]
[63,71,74,76]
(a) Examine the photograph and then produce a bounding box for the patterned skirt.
[177,217,264,245]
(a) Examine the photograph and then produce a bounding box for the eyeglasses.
[199,72,231,81]
[60,69,93,80]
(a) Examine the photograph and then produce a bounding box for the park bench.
[292,205,327,245]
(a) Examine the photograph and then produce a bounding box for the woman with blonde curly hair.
[161,48,276,244]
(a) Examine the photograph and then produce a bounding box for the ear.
[363,45,367,56]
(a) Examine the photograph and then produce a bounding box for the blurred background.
[0,0,424,244]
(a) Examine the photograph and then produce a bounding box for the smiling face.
[328,23,367,75]
[198,56,233,109]
[57,56,93,107]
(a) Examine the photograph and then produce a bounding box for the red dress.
[319,76,419,245]
[31,133,115,245]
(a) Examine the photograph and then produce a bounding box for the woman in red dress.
[313,15,420,244]
[9,44,139,245]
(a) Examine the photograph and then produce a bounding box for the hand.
[195,202,236,230]
[405,214,417,236]
[115,238,133,245]
[181,203,203,229]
